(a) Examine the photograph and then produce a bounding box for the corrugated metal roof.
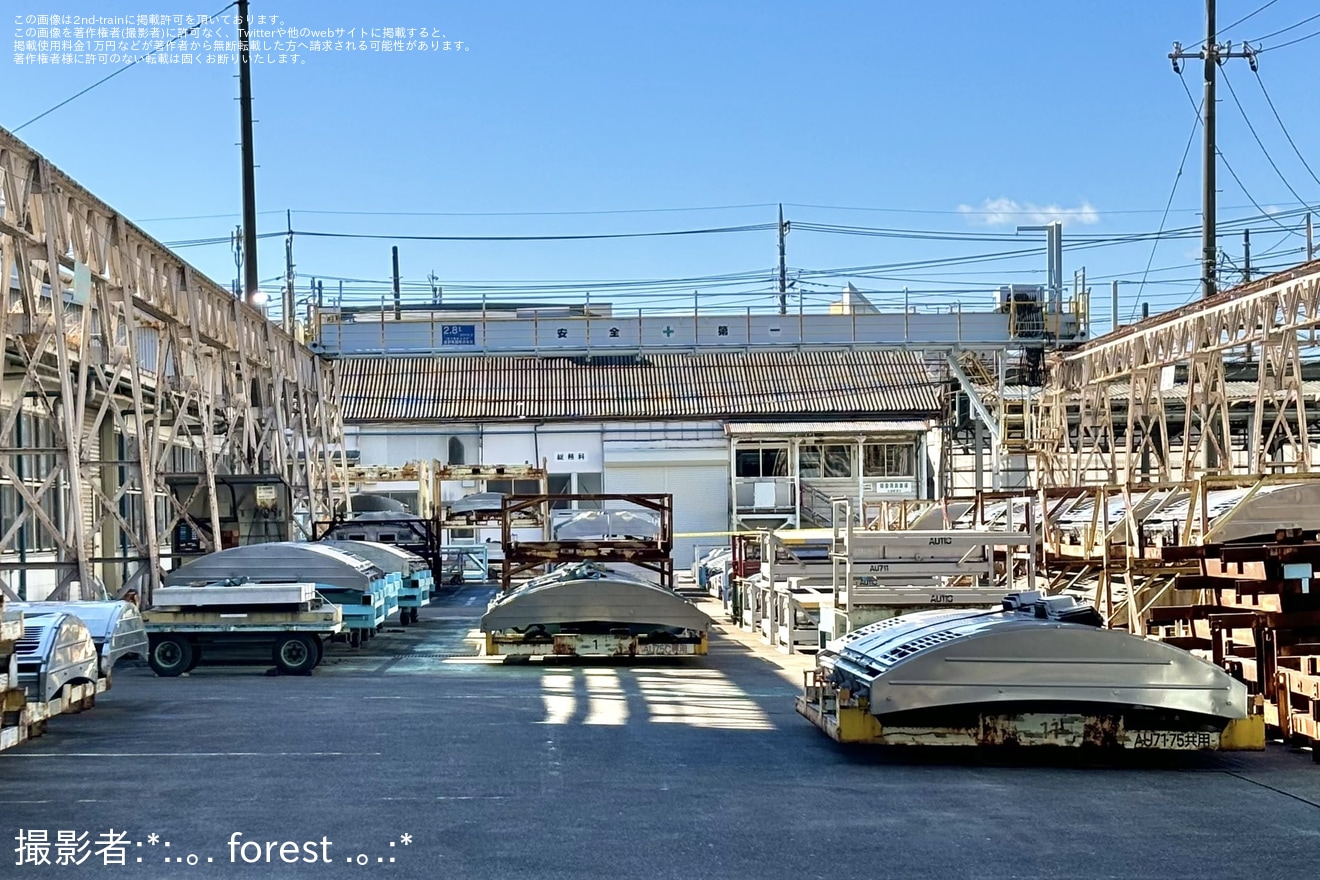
[725,420,931,436]
[340,350,942,423]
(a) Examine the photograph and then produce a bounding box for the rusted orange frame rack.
[499,494,674,590]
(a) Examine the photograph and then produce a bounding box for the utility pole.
[283,209,295,333]
[428,271,442,305]
[392,246,402,321]
[1307,213,1314,261]
[1242,228,1251,282]
[237,0,260,307]
[1170,0,1258,299]
[777,204,788,315]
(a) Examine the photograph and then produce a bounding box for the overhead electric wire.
[1252,69,1320,189]
[12,1,237,132]
[1251,11,1320,42]
[1258,25,1320,52]
[1178,74,1296,238]
[289,223,776,243]
[1220,67,1317,213]
[1181,0,1282,45]
[783,200,1308,217]
[1222,0,1283,33]
[291,204,777,218]
[1133,88,1200,319]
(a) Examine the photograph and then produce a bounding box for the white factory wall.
[346,420,732,569]
[604,421,728,567]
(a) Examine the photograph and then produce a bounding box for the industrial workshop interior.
[3,2,1320,878]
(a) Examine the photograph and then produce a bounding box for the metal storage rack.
[436,463,550,581]
[1154,529,1320,761]
[499,493,674,590]
[436,463,550,529]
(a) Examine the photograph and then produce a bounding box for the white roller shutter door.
[605,460,729,571]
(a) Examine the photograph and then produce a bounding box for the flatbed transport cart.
[142,582,343,676]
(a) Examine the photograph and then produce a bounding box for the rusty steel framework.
[1037,260,1320,486]
[1029,260,1320,632]
[0,126,346,605]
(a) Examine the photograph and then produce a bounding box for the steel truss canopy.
[1052,260,1320,385]
[0,125,347,605]
[1038,261,1320,487]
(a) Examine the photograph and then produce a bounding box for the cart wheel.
[349,630,362,648]
[313,637,324,667]
[148,637,193,677]
[399,610,410,628]
[273,634,319,675]
[185,647,203,673]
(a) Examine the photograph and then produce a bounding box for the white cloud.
[956,197,1101,227]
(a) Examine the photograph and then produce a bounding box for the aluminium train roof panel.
[482,573,709,634]
[553,510,661,540]
[163,542,385,591]
[321,540,430,577]
[823,605,1248,722]
[1135,482,1320,543]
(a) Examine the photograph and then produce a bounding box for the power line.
[1222,0,1282,33]
[1219,67,1316,214]
[1258,25,1320,51]
[1182,0,1281,44]
[288,223,776,243]
[1134,92,1202,320]
[12,2,238,132]
[292,204,777,218]
[1252,10,1320,41]
[1177,73,1296,238]
[1252,70,1320,190]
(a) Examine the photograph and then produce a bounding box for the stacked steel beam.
[0,596,25,752]
[1154,529,1320,760]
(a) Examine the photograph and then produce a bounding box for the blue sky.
[7,1,1320,333]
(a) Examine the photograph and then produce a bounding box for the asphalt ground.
[2,585,1319,880]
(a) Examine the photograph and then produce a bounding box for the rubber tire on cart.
[185,647,203,673]
[313,636,324,667]
[399,610,410,628]
[272,634,319,675]
[149,636,194,677]
[349,629,362,648]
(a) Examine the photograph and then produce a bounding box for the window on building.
[548,473,573,509]
[487,479,543,496]
[800,444,854,479]
[576,472,602,510]
[863,442,916,477]
[735,445,788,478]
[447,437,466,465]
[546,473,602,510]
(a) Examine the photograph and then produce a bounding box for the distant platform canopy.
[339,350,942,423]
